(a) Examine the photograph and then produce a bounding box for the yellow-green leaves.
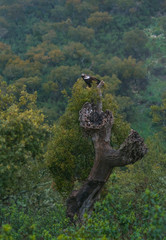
[0,82,50,197]
[87,12,112,30]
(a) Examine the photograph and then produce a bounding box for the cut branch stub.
[118,129,148,165]
[79,102,114,134]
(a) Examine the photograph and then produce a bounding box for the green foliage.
[0,0,164,122]
[1,130,165,239]
[0,1,166,239]
[3,57,42,81]
[1,182,165,239]
[48,65,81,90]
[87,11,112,30]
[14,76,42,93]
[159,16,166,34]
[62,189,165,240]
[99,56,147,95]
[26,42,65,66]
[63,42,92,67]
[0,224,13,240]
[151,92,166,140]
[0,81,50,197]
[0,42,15,71]
[123,29,149,58]
[68,26,95,42]
[0,201,68,240]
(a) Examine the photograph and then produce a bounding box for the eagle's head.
[81,73,85,78]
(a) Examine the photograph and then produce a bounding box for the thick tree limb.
[67,99,147,223]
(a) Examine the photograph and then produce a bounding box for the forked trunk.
[67,82,147,222]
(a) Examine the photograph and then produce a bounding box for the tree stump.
[67,82,147,223]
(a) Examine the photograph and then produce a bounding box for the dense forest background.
[0,0,166,239]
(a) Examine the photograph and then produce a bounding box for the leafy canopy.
[0,80,50,197]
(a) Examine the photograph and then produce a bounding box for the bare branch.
[106,130,148,167]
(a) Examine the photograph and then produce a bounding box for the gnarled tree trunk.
[67,82,147,223]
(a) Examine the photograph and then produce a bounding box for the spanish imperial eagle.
[81,73,100,87]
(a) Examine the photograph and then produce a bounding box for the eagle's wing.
[90,76,100,85]
[84,75,91,80]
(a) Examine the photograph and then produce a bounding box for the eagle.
[81,73,100,87]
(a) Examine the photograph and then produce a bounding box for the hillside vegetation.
[0,0,166,239]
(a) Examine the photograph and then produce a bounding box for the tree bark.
[67,83,147,223]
